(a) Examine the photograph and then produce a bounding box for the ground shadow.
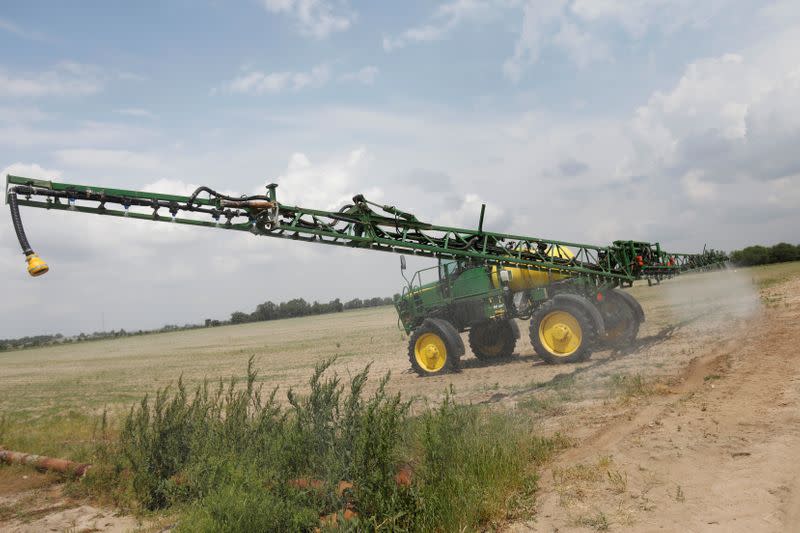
[478,315,703,403]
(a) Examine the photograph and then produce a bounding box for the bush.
[93,359,558,531]
[412,389,557,530]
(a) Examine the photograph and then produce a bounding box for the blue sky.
[2,0,800,337]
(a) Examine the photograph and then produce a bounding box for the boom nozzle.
[25,253,49,277]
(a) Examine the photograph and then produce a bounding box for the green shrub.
[178,466,319,533]
[412,389,556,530]
[93,359,556,531]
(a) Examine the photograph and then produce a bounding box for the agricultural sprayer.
[6,175,727,375]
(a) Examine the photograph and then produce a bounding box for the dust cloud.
[660,268,761,327]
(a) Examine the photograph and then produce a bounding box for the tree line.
[729,242,800,266]
[1,295,397,352]
[227,296,397,325]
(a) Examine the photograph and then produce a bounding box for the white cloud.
[219,65,330,94]
[0,62,141,98]
[570,0,727,38]
[383,0,498,51]
[268,147,378,210]
[0,17,46,41]
[681,171,716,202]
[503,0,567,81]
[625,35,800,184]
[114,108,157,119]
[0,62,102,98]
[0,120,157,148]
[261,0,354,39]
[384,0,737,80]
[53,149,164,173]
[552,20,610,68]
[339,66,378,85]
[0,106,52,123]
[2,162,62,182]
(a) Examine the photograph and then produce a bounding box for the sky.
[2,0,799,338]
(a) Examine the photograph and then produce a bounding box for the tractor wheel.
[530,300,596,364]
[469,320,516,360]
[599,289,640,349]
[408,321,461,376]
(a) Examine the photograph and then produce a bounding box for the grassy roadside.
[50,358,563,532]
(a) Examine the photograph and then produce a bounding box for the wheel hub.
[414,332,447,372]
[423,344,440,364]
[551,324,570,341]
[538,310,583,357]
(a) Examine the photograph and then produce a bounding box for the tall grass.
[85,358,558,531]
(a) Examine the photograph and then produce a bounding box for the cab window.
[438,259,459,280]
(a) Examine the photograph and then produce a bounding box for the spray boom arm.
[6,174,726,283]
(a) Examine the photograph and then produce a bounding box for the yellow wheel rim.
[539,311,582,357]
[414,333,447,372]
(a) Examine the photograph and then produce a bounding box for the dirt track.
[513,275,800,532]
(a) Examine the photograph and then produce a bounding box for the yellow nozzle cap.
[26,254,49,277]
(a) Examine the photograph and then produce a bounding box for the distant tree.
[770,242,799,263]
[344,298,363,310]
[230,312,250,324]
[730,243,800,266]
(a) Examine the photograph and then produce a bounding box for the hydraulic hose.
[8,190,48,276]
[185,186,271,209]
[8,192,32,256]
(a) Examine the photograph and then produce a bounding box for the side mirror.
[400,256,407,271]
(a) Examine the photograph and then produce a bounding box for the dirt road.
[516,276,800,532]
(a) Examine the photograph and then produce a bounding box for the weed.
[82,358,557,531]
[411,389,558,530]
[607,469,628,494]
[675,485,685,503]
[610,374,652,400]
[578,511,610,531]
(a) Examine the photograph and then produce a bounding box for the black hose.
[8,193,33,256]
[185,186,271,208]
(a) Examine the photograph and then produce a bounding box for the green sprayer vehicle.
[6,174,727,376]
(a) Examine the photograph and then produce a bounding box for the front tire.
[408,322,461,376]
[530,300,596,364]
[469,320,517,360]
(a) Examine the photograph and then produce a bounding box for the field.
[1,262,800,531]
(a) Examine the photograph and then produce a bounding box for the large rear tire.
[408,320,462,376]
[599,289,640,349]
[530,300,596,364]
[468,320,516,360]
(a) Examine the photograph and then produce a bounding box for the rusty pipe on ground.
[0,448,91,477]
